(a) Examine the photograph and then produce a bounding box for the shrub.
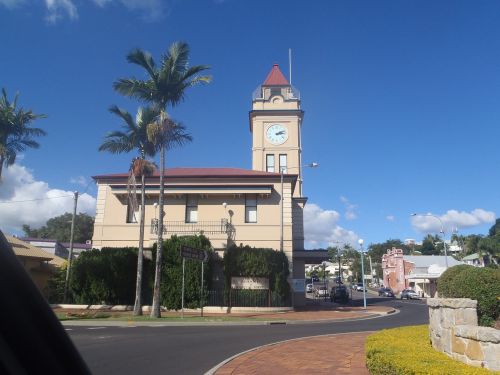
[158,235,214,310]
[223,244,290,300]
[366,325,493,375]
[69,247,153,305]
[437,265,500,326]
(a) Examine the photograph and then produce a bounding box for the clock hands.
[275,131,285,135]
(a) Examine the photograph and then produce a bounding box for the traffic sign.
[180,245,208,262]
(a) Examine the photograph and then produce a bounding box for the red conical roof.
[262,64,289,86]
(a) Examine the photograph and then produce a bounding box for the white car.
[400,289,420,299]
[355,283,366,292]
[306,283,313,293]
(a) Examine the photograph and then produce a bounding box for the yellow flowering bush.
[365,325,498,375]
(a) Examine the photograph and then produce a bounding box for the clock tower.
[249,64,305,197]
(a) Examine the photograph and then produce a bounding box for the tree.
[0,88,46,180]
[114,41,211,318]
[488,218,500,237]
[417,234,440,255]
[99,105,158,315]
[23,213,94,243]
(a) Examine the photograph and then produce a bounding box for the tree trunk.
[0,155,4,181]
[133,173,146,316]
[151,145,165,318]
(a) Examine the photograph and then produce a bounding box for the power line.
[0,195,73,204]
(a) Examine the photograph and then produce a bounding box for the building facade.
[6,235,64,296]
[91,64,310,305]
[382,247,462,297]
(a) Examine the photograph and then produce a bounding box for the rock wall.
[428,298,500,371]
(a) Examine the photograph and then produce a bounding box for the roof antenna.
[288,48,292,85]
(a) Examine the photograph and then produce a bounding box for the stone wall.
[428,298,500,371]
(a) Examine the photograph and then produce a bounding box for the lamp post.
[279,162,318,252]
[358,238,367,309]
[411,213,448,268]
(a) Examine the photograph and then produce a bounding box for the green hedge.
[49,235,213,307]
[69,247,153,305]
[157,235,214,310]
[224,244,290,299]
[437,265,500,326]
[366,325,494,375]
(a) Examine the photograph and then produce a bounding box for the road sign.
[180,245,208,262]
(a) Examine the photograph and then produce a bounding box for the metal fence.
[205,289,290,308]
[150,218,229,235]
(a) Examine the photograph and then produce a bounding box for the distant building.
[21,238,92,259]
[6,235,65,296]
[382,247,462,297]
[462,253,498,267]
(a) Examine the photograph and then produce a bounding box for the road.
[68,294,428,374]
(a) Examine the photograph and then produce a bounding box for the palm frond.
[98,137,135,154]
[113,78,156,102]
[126,49,157,79]
[109,105,136,132]
[164,41,190,76]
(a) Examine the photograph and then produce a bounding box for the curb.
[204,330,376,375]
[61,309,398,327]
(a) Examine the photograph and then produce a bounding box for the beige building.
[6,235,65,296]
[92,64,310,305]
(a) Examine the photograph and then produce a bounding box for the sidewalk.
[211,332,371,374]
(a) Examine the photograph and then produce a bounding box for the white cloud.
[386,215,395,222]
[0,0,25,9]
[411,209,496,233]
[304,203,359,248]
[92,0,111,6]
[45,0,78,23]
[92,0,164,20]
[1,0,164,22]
[70,175,88,187]
[0,164,96,234]
[340,195,357,220]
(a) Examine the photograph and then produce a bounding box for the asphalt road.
[68,294,429,375]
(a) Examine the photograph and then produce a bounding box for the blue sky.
[0,0,498,248]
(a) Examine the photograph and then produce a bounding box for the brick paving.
[214,332,371,375]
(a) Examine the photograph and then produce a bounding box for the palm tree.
[99,105,157,315]
[0,88,46,180]
[114,41,211,318]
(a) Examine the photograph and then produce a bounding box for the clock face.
[266,124,288,145]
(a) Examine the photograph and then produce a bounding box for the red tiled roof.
[93,167,297,180]
[263,64,289,86]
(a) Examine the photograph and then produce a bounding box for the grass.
[54,310,282,322]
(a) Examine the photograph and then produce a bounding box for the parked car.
[378,287,395,297]
[355,283,366,292]
[315,286,329,297]
[306,283,313,293]
[330,285,349,303]
[400,289,420,300]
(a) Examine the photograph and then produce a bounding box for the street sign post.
[180,246,209,318]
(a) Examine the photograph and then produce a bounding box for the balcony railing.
[150,218,230,235]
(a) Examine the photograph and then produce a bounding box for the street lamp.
[411,213,448,268]
[358,238,367,309]
[280,162,318,252]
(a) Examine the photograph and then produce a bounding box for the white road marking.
[88,327,106,330]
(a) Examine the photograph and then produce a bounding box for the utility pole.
[368,255,373,286]
[64,191,78,303]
